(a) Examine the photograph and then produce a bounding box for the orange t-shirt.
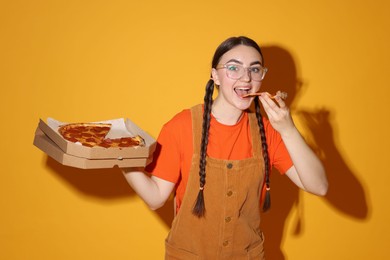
[146,107,293,209]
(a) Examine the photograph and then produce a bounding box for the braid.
[192,79,214,217]
[254,98,271,212]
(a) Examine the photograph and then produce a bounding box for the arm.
[259,93,328,196]
[122,168,175,210]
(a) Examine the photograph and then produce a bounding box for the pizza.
[58,122,145,148]
[243,91,288,99]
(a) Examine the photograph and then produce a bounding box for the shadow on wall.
[260,45,370,259]
[45,45,369,260]
[46,158,175,227]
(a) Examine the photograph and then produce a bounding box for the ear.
[211,68,221,85]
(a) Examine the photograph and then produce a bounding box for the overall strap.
[248,112,263,158]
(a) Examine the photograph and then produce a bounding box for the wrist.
[280,126,299,139]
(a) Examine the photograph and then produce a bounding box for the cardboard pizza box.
[37,118,156,160]
[33,127,154,169]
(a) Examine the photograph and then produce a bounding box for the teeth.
[235,87,250,92]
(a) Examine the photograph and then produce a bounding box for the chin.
[235,100,253,111]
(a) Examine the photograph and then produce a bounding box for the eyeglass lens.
[225,64,265,81]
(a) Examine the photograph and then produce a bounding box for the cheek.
[218,77,237,89]
[254,82,262,91]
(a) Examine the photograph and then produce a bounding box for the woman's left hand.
[259,92,328,196]
[258,92,295,137]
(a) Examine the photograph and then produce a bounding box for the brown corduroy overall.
[165,104,266,260]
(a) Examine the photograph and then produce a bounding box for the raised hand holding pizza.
[258,91,295,137]
[259,91,327,196]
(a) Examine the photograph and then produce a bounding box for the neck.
[211,101,244,125]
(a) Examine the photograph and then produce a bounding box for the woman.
[122,36,328,259]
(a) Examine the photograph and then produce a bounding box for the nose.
[240,68,251,82]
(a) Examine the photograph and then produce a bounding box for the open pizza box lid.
[33,127,153,169]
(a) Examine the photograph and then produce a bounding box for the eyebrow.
[225,59,263,66]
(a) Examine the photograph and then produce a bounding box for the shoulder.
[163,107,192,129]
[163,104,203,128]
[158,106,199,141]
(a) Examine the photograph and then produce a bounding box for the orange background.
[1,0,389,259]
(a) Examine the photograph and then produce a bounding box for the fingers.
[259,92,281,109]
[258,92,295,134]
[259,93,290,122]
[274,95,287,108]
[258,94,279,119]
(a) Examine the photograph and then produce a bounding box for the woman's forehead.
[219,45,262,64]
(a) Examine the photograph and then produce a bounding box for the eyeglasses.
[216,63,268,81]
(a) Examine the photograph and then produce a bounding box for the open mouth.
[234,87,252,98]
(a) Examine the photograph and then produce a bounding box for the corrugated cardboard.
[33,118,156,169]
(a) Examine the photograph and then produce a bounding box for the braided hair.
[254,97,271,212]
[192,36,271,217]
[192,79,214,217]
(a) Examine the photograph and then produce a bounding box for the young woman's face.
[212,45,264,111]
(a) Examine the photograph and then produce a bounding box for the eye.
[250,67,261,73]
[226,64,239,71]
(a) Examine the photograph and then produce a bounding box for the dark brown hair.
[192,36,271,217]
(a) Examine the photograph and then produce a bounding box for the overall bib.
[165,104,266,260]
